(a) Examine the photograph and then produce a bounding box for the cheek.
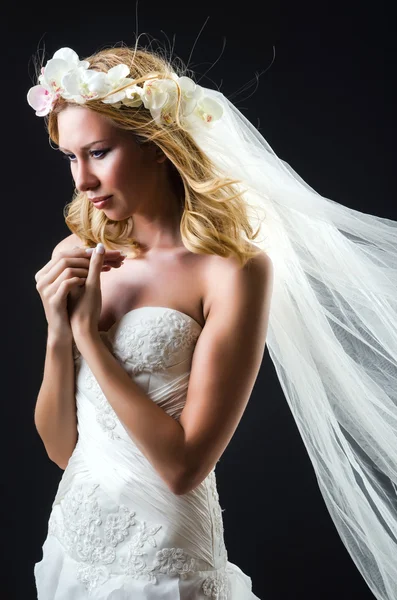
[108,147,148,191]
[104,157,128,188]
[116,158,145,190]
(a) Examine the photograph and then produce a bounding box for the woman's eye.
[62,149,109,162]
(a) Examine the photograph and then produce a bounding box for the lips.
[90,195,112,204]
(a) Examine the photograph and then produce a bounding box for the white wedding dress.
[34,306,260,599]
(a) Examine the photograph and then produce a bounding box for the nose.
[73,159,100,193]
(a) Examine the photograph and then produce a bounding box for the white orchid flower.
[195,96,224,124]
[52,47,90,70]
[141,76,183,124]
[141,75,202,125]
[101,65,135,104]
[62,67,110,103]
[178,77,204,117]
[121,85,144,107]
[141,78,174,108]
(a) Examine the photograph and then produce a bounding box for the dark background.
[3,1,396,599]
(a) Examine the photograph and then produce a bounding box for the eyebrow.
[58,139,109,152]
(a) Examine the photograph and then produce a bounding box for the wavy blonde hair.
[43,42,263,267]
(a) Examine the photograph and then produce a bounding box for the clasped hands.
[69,243,125,342]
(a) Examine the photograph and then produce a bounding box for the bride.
[31,44,271,599]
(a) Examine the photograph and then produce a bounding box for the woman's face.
[57,105,166,220]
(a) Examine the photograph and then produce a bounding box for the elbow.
[171,479,188,496]
[168,468,190,496]
[47,448,73,471]
[168,473,187,496]
[45,438,78,471]
[169,448,204,495]
[49,454,68,470]
[55,460,68,471]
[171,466,201,496]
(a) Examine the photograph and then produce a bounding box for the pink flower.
[27,86,56,117]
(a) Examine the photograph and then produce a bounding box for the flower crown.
[27,47,223,128]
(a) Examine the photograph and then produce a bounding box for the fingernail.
[120,252,127,257]
[96,243,105,255]
[85,248,94,255]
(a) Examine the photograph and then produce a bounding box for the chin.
[104,207,131,222]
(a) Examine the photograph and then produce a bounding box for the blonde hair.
[44,43,263,267]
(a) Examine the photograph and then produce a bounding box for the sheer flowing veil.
[189,88,397,600]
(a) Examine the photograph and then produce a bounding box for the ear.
[155,145,167,164]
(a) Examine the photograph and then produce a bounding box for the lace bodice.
[72,306,203,438]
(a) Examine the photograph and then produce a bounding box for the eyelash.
[62,149,109,162]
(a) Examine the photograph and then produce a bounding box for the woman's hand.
[68,243,110,340]
[35,245,124,340]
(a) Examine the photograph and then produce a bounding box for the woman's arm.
[33,234,81,470]
[71,251,272,496]
[33,235,123,469]
[73,329,187,493]
[34,333,78,470]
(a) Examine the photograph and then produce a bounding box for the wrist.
[72,327,102,348]
[47,329,73,348]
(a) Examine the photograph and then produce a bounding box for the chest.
[98,251,211,332]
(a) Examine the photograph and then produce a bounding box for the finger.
[85,243,105,289]
[38,269,90,307]
[35,246,83,281]
[85,248,125,270]
[36,257,90,291]
[84,247,125,258]
[86,247,125,268]
[36,246,115,281]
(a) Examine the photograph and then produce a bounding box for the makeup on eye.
[62,149,110,161]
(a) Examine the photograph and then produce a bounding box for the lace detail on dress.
[202,569,231,599]
[72,312,200,439]
[78,355,122,440]
[95,396,121,440]
[49,483,135,593]
[111,312,201,375]
[151,547,197,578]
[48,482,202,594]
[208,471,227,560]
[118,520,164,582]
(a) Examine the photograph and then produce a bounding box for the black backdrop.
[3,2,396,599]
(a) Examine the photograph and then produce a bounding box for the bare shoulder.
[51,233,85,259]
[203,245,273,320]
[207,244,272,276]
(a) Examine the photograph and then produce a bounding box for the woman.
[31,45,272,598]
[29,43,397,600]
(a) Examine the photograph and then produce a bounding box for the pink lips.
[91,195,112,208]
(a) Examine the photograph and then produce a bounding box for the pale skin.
[36,105,274,495]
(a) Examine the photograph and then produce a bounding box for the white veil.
[188,89,397,600]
